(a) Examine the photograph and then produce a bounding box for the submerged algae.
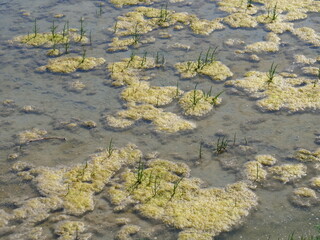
[11,31,88,47]
[294,148,320,163]
[223,13,257,28]
[178,89,222,117]
[243,32,280,53]
[11,144,142,216]
[121,81,182,106]
[39,56,106,73]
[55,220,89,240]
[18,128,47,144]
[255,154,277,166]
[310,177,320,189]
[116,224,140,240]
[108,7,225,51]
[175,60,233,81]
[269,163,307,183]
[290,187,318,207]
[244,161,267,183]
[110,0,156,8]
[108,159,258,239]
[106,103,196,133]
[107,56,156,86]
[225,71,320,112]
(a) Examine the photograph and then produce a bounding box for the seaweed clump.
[105,55,196,133]
[178,89,222,117]
[175,59,233,81]
[106,103,196,133]
[18,128,47,144]
[108,159,258,239]
[225,71,320,113]
[108,7,225,51]
[289,187,318,207]
[269,164,307,183]
[38,56,105,73]
[11,30,88,47]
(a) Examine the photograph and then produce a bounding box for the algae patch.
[225,71,320,113]
[38,56,105,73]
[106,103,196,133]
[108,159,258,239]
[175,60,233,81]
[178,89,222,117]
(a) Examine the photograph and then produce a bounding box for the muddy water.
[0,0,319,239]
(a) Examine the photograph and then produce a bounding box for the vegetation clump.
[106,103,196,133]
[116,224,141,240]
[243,32,280,53]
[255,154,277,166]
[294,148,320,163]
[178,88,222,116]
[107,55,156,86]
[290,187,318,207]
[310,177,320,189]
[108,7,225,51]
[223,12,258,28]
[11,30,88,47]
[54,221,89,240]
[244,161,267,182]
[108,159,258,239]
[39,56,105,73]
[121,81,182,106]
[10,144,142,216]
[18,128,47,144]
[225,71,320,112]
[175,57,233,81]
[269,163,307,183]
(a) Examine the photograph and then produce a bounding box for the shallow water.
[0,0,319,239]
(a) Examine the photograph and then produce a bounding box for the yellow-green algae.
[108,159,258,239]
[290,187,319,207]
[294,148,320,163]
[269,164,307,183]
[106,55,199,133]
[106,103,196,133]
[66,80,86,92]
[121,81,182,106]
[178,89,222,117]
[39,56,105,73]
[302,67,320,76]
[292,27,320,47]
[294,55,317,65]
[211,0,320,48]
[223,13,258,28]
[110,0,156,8]
[116,224,141,240]
[55,220,87,240]
[107,56,156,86]
[225,71,320,112]
[310,177,320,189]
[18,128,47,144]
[213,0,320,16]
[293,187,317,198]
[243,33,280,53]
[244,161,267,182]
[12,144,142,215]
[11,31,88,47]
[178,230,213,240]
[255,154,277,166]
[175,60,233,81]
[108,7,225,51]
[20,105,41,114]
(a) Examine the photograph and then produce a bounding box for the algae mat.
[0,0,319,239]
